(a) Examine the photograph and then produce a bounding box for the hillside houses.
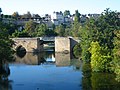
[0,8,101,28]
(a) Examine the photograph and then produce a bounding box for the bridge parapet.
[12,38,43,52]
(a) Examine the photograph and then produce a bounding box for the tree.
[89,41,112,72]
[12,12,19,19]
[71,10,81,37]
[64,10,70,16]
[24,20,37,36]
[22,11,32,18]
[12,30,29,37]
[93,8,120,50]
[79,9,120,64]
[71,21,81,37]
[113,30,120,82]
[35,23,48,37]
[74,10,81,22]
[0,21,13,63]
[55,24,65,36]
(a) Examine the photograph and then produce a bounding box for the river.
[0,51,120,90]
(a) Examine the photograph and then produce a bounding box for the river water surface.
[0,51,120,90]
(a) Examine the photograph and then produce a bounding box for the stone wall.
[55,37,70,52]
[55,37,80,52]
[12,38,43,52]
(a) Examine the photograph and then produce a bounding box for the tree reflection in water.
[0,61,12,90]
[82,63,120,90]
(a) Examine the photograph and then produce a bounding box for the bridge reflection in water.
[14,51,81,69]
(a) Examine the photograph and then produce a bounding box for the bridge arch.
[16,45,26,52]
[12,38,43,52]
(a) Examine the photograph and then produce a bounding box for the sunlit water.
[2,51,82,90]
[0,51,120,90]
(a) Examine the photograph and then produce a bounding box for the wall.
[55,37,70,52]
[12,38,43,52]
[55,37,80,53]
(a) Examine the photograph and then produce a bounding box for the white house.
[52,19,59,26]
[52,11,64,25]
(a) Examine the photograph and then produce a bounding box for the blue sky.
[0,0,119,15]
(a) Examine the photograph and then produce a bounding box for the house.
[52,11,64,25]
[88,14,100,19]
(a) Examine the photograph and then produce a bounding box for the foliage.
[64,10,70,16]
[45,29,57,36]
[12,30,29,37]
[35,23,48,37]
[24,20,37,36]
[79,23,93,62]
[0,21,13,62]
[89,41,112,72]
[74,10,81,22]
[113,30,120,82]
[64,27,72,36]
[21,11,32,19]
[71,20,81,37]
[55,24,66,36]
[93,8,120,50]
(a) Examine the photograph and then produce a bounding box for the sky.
[0,0,120,15]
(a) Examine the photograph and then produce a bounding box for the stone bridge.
[55,37,80,53]
[12,38,43,52]
[12,37,80,53]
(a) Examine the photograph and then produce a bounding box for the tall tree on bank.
[113,30,120,82]
[74,10,81,22]
[0,21,13,63]
[71,10,81,37]
[93,8,120,51]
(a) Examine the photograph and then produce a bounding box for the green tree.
[12,30,29,37]
[55,24,65,36]
[89,41,112,72]
[79,23,93,62]
[35,23,48,37]
[24,20,37,36]
[113,30,120,82]
[71,19,81,37]
[0,21,13,62]
[64,10,70,16]
[74,10,81,22]
[93,8,120,50]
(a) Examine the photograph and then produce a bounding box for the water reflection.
[8,52,82,90]
[0,62,12,90]
[1,52,120,90]
[82,63,120,90]
[55,53,71,67]
[14,51,81,69]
